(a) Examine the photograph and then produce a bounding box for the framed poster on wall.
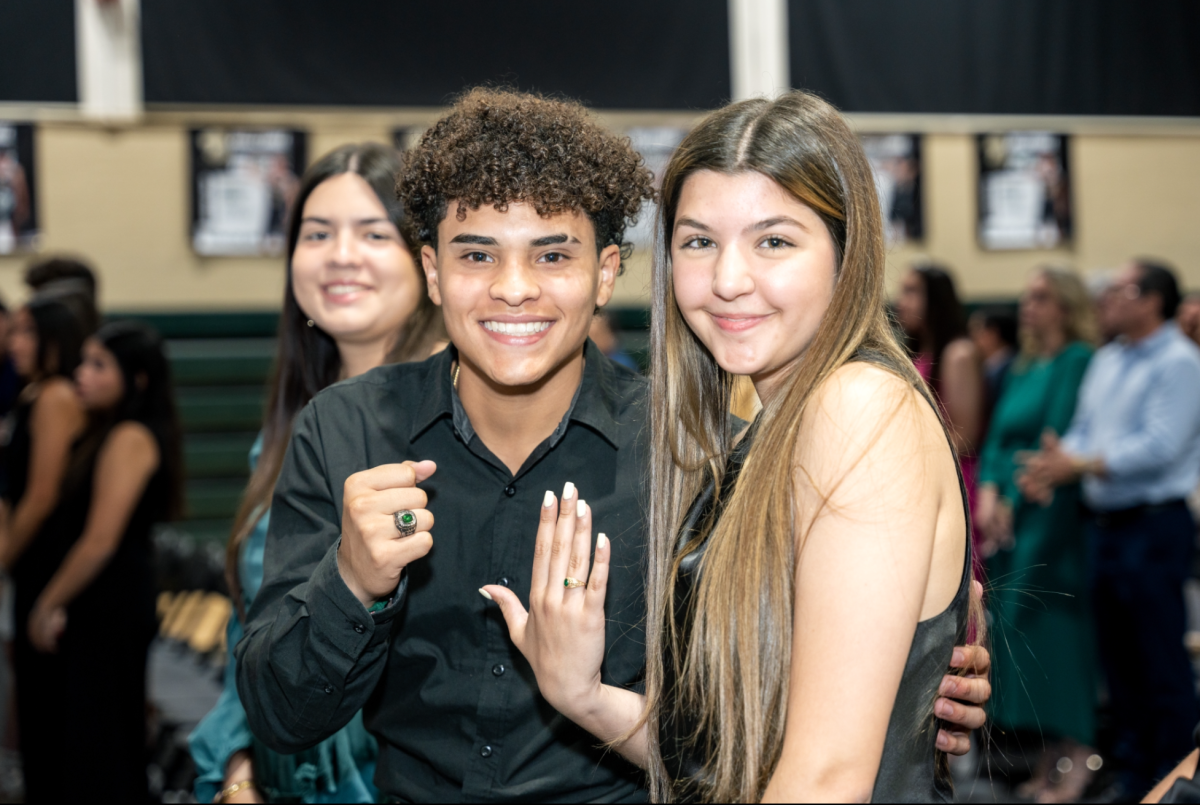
[860,134,923,246]
[977,132,1071,250]
[624,126,689,248]
[0,123,38,254]
[190,128,307,256]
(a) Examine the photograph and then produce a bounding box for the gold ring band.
[563,577,586,589]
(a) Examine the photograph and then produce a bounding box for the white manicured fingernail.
[577,499,587,517]
[563,481,575,500]
[478,588,493,601]
[598,533,608,549]
[543,490,555,508]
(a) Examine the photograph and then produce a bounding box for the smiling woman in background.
[189,142,444,804]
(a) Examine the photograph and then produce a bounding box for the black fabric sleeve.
[235,400,406,753]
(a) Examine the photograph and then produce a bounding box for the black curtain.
[142,0,731,110]
[789,0,1200,115]
[0,0,76,103]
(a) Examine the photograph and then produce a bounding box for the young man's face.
[423,202,620,389]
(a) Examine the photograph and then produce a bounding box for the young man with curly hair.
[237,88,989,802]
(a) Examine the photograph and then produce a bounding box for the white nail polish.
[563,481,575,499]
[598,533,608,549]
[577,499,586,517]
[478,588,493,601]
[543,490,555,508]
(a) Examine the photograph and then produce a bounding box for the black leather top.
[659,415,971,803]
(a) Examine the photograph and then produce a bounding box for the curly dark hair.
[399,88,656,267]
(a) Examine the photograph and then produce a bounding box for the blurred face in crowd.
[422,202,619,388]
[75,338,125,412]
[670,170,837,394]
[1105,263,1161,338]
[1179,295,1200,346]
[9,307,39,379]
[1019,272,1066,344]
[291,173,423,354]
[894,270,927,337]
[968,313,1004,360]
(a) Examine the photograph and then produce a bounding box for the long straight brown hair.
[225,143,444,616]
[644,91,979,802]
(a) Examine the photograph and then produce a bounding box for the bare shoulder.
[99,422,160,469]
[33,377,80,412]
[797,361,944,497]
[941,338,979,366]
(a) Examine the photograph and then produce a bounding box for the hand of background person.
[1016,430,1074,505]
[482,483,609,723]
[27,600,66,653]
[976,486,1014,557]
[338,461,437,607]
[933,582,992,755]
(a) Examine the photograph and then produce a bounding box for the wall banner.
[0,123,38,254]
[977,133,1071,250]
[190,128,307,256]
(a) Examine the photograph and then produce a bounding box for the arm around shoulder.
[235,402,399,754]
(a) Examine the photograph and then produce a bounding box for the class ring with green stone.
[394,509,418,537]
[564,577,586,589]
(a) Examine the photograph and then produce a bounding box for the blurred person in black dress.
[25,321,182,802]
[0,297,87,802]
[0,299,21,419]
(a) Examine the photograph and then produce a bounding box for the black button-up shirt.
[237,342,649,803]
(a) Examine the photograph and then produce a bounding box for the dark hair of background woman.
[68,321,185,520]
[225,142,445,615]
[25,296,86,381]
[908,262,968,390]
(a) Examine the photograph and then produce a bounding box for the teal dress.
[978,341,1096,745]
[189,436,378,803]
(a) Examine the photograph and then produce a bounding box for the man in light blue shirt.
[1021,259,1200,798]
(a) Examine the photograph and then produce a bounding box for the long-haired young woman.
[896,264,985,519]
[23,322,183,802]
[189,143,444,804]
[486,91,984,802]
[0,296,87,803]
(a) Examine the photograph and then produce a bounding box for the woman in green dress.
[977,266,1098,803]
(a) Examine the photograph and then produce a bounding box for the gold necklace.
[452,361,460,390]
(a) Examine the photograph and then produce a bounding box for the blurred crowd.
[895,258,1200,803]
[0,140,1196,805]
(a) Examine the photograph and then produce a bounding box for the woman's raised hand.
[481,482,610,721]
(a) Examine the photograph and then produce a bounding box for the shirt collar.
[1119,321,1176,355]
[408,339,625,449]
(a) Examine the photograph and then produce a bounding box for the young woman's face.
[1019,273,1066,341]
[9,307,38,379]
[290,173,423,350]
[894,270,927,336]
[75,338,124,411]
[671,170,838,393]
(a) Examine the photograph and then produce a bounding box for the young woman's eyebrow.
[675,217,711,232]
[747,215,807,233]
[300,216,391,226]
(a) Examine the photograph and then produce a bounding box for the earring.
[306,319,315,328]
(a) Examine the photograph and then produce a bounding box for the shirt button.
[354,624,365,634]
[324,684,333,694]
[504,485,516,497]
[497,577,510,588]
[492,663,506,677]
[480,745,493,758]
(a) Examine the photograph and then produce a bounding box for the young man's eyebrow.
[529,234,578,247]
[675,217,711,232]
[449,234,498,245]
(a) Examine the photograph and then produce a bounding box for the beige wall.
[2,108,1198,311]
